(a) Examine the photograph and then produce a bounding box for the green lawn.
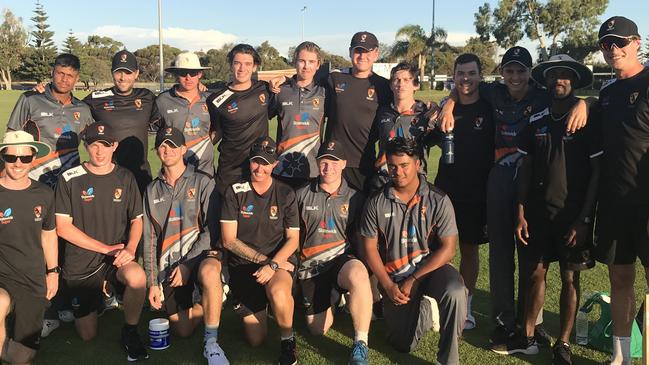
[0,89,647,364]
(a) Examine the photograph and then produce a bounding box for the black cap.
[83,122,116,145]
[350,31,379,50]
[154,127,185,149]
[501,46,533,69]
[317,140,346,161]
[598,16,640,40]
[112,50,138,73]
[249,136,277,164]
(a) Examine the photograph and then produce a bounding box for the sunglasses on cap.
[2,154,34,163]
[251,143,276,155]
[173,70,201,77]
[599,37,636,51]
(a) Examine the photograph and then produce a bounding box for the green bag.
[579,291,643,358]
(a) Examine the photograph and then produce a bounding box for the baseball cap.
[154,127,185,149]
[249,136,277,164]
[598,16,640,40]
[350,31,379,51]
[83,122,116,145]
[112,50,138,73]
[317,140,346,161]
[501,46,533,69]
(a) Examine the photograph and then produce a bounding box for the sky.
[1,0,647,62]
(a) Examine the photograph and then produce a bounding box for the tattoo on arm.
[229,238,268,264]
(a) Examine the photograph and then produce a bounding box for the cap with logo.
[501,46,533,69]
[155,127,186,148]
[83,122,116,145]
[350,31,379,51]
[249,136,277,164]
[112,50,138,73]
[598,16,640,40]
[317,140,346,161]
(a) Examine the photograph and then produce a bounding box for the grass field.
[0,88,647,364]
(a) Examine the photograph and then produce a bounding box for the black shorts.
[299,254,357,315]
[160,261,202,317]
[228,263,295,316]
[0,281,48,350]
[453,202,488,245]
[594,203,649,266]
[518,213,595,271]
[66,264,124,318]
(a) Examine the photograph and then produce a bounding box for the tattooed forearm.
[226,238,268,264]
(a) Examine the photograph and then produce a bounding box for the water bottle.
[575,309,588,345]
[442,132,455,164]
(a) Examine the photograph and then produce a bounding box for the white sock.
[467,294,473,313]
[354,331,368,345]
[280,332,294,341]
[611,336,631,365]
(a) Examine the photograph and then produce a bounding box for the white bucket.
[148,318,170,350]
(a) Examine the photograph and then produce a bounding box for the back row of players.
[1,14,647,365]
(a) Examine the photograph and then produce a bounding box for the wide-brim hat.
[0,130,50,159]
[165,52,211,72]
[531,54,593,89]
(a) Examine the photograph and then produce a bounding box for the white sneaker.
[204,337,229,365]
[41,319,60,337]
[421,295,440,332]
[58,309,75,323]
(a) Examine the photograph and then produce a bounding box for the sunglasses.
[251,143,276,155]
[599,37,635,51]
[2,154,34,163]
[174,70,201,77]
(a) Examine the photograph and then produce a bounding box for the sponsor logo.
[334,83,347,93]
[535,126,548,137]
[259,94,266,104]
[34,205,42,221]
[227,102,238,114]
[293,112,310,129]
[270,205,278,219]
[384,212,395,218]
[187,188,196,200]
[630,92,639,105]
[73,112,81,121]
[400,225,418,246]
[317,217,337,237]
[169,206,182,223]
[305,205,319,211]
[153,197,165,204]
[240,204,254,218]
[134,98,142,109]
[282,101,293,106]
[0,208,13,224]
[184,118,201,135]
[81,187,95,202]
[55,124,73,140]
[340,203,349,216]
[366,87,375,100]
[40,112,53,117]
[499,124,518,138]
[113,188,123,202]
[166,108,179,114]
[103,101,115,111]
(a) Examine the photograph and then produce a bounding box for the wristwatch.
[46,266,61,274]
[268,261,279,271]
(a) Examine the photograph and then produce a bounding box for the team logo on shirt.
[259,94,266,105]
[34,206,42,221]
[134,98,142,109]
[98,125,105,134]
[524,105,532,117]
[474,117,484,130]
[187,188,196,200]
[0,208,13,225]
[340,204,349,216]
[73,112,81,121]
[201,103,208,113]
[366,87,375,101]
[270,205,278,220]
[318,217,337,237]
[240,204,254,218]
[81,187,95,202]
[334,83,347,93]
[113,188,123,202]
[630,92,639,105]
[420,205,427,218]
[312,98,320,108]
[227,102,238,114]
[293,112,310,129]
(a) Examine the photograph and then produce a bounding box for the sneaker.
[371,301,383,321]
[491,334,539,355]
[348,340,369,365]
[121,327,149,362]
[41,319,60,338]
[204,337,229,365]
[464,311,476,330]
[535,324,553,348]
[278,337,297,365]
[58,310,75,323]
[420,295,440,332]
[490,325,515,345]
[552,341,572,365]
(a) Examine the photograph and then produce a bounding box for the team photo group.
[0,11,648,365]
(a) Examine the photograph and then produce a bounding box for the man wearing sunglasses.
[591,16,649,365]
[143,127,228,365]
[156,52,215,176]
[54,122,148,361]
[0,131,57,364]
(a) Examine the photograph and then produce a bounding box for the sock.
[354,331,368,345]
[611,336,631,365]
[467,294,473,313]
[123,323,137,332]
[204,325,219,343]
[280,331,294,341]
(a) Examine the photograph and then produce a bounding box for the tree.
[389,24,454,79]
[0,9,27,89]
[256,41,291,71]
[640,35,649,64]
[84,35,123,59]
[62,30,82,54]
[134,44,183,83]
[461,37,498,74]
[474,0,608,62]
[20,1,57,82]
[320,49,352,70]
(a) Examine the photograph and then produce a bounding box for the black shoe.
[552,341,572,365]
[278,337,297,365]
[491,334,539,355]
[121,327,149,362]
[535,325,553,347]
[490,325,515,346]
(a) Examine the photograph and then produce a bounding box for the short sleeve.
[42,188,56,231]
[433,195,458,238]
[126,172,143,220]
[358,194,380,238]
[283,188,300,230]
[219,185,239,222]
[54,176,73,217]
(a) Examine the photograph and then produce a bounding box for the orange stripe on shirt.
[33,147,77,165]
[495,147,518,162]
[160,226,199,252]
[185,134,209,148]
[277,131,319,154]
[384,249,428,273]
[300,239,345,259]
